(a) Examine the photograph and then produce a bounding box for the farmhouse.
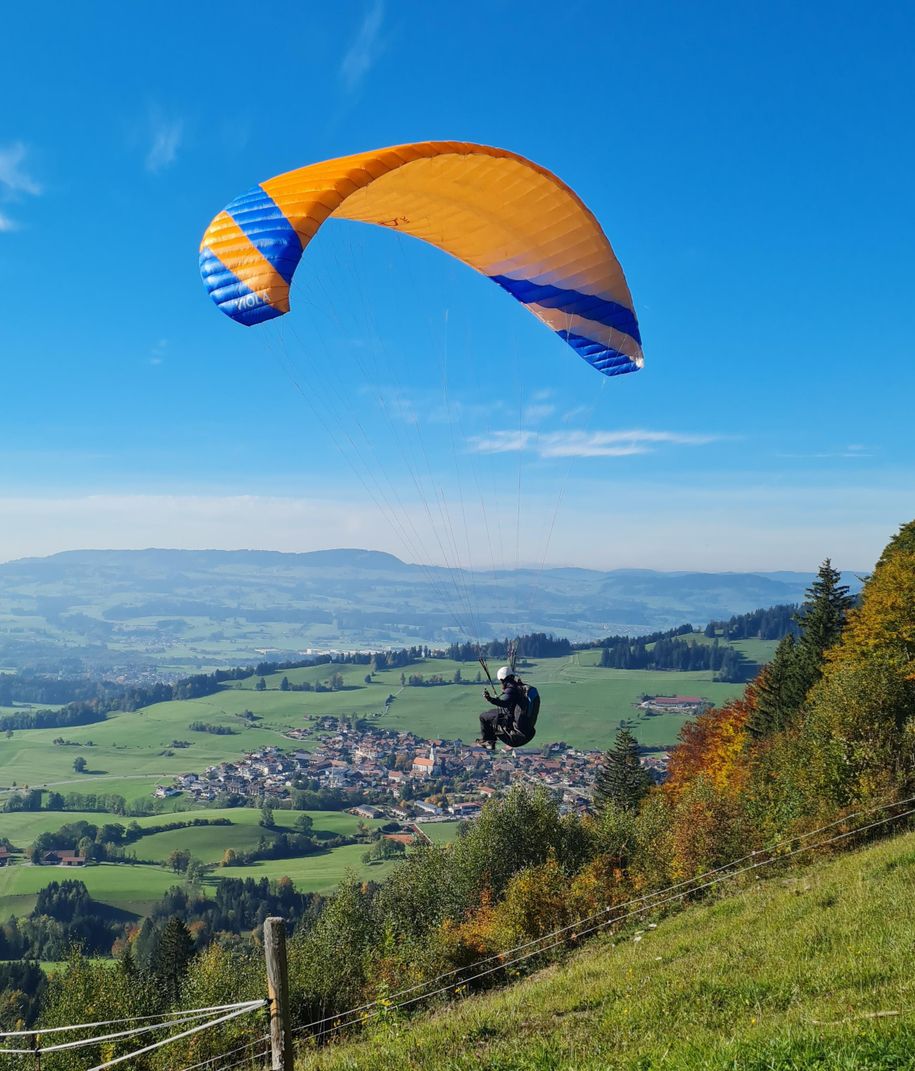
[640,694,710,714]
[41,849,85,866]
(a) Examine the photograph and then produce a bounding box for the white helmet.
[496,665,512,681]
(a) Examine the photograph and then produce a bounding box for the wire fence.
[0,1000,267,1071]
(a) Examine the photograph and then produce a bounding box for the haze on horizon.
[2,3,912,576]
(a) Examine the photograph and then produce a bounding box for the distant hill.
[0,548,863,674]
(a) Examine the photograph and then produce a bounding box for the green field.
[0,807,392,917]
[303,827,915,1071]
[0,651,763,808]
[246,650,757,750]
[418,821,463,845]
[0,862,183,918]
[129,807,385,865]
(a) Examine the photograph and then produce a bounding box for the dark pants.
[479,708,536,748]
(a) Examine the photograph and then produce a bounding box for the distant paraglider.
[199,140,643,377]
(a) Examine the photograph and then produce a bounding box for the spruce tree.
[151,915,195,1003]
[751,559,854,739]
[593,728,651,814]
[794,558,854,697]
[749,634,805,737]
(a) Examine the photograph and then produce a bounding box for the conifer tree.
[593,728,651,814]
[748,634,806,737]
[794,558,854,697]
[151,915,195,1003]
[750,559,853,738]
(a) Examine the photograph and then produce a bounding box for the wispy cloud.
[470,428,720,459]
[149,339,168,366]
[145,111,184,173]
[0,142,42,232]
[523,403,556,424]
[0,142,42,196]
[777,443,874,460]
[340,0,385,92]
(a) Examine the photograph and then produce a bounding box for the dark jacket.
[486,680,532,735]
[486,680,523,715]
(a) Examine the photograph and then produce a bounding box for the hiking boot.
[475,738,496,751]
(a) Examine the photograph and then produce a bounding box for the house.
[0,847,11,867]
[640,695,709,714]
[352,805,385,820]
[42,849,85,867]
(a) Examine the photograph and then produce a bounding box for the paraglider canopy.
[199,140,643,378]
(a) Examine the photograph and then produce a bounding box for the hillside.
[302,826,915,1071]
[0,548,861,672]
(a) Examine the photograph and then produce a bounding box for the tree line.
[703,602,800,640]
[597,635,748,680]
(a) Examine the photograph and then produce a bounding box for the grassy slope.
[302,829,915,1071]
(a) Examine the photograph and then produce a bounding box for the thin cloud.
[0,142,42,196]
[0,142,42,232]
[470,428,720,459]
[149,339,168,366]
[146,112,184,173]
[523,403,556,423]
[776,444,874,461]
[340,0,385,92]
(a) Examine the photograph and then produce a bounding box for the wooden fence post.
[264,917,293,1071]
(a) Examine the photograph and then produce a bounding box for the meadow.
[0,807,391,918]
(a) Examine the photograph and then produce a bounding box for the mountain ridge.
[0,548,863,672]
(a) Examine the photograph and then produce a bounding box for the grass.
[132,807,385,865]
[300,827,915,1071]
[418,821,463,845]
[216,842,399,890]
[0,861,180,917]
[0,807,390,917]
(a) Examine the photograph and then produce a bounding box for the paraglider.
[199,141,643,747]
[199,140,643,376]
[478,664,540,751]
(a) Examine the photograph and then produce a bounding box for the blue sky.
[1,1,913,571]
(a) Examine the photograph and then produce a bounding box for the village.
[158,713,672,822]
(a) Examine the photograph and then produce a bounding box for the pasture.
[0,650,765,809]
[244,650,757,750]
[0,806,392,918]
